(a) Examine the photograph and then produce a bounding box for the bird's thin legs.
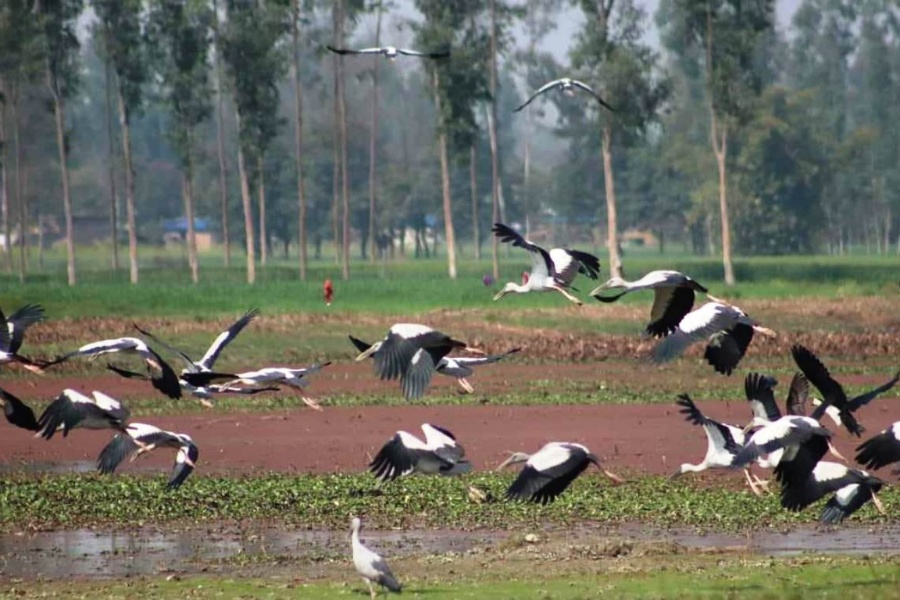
[458,378,474,394]
[871,490,886,515]
[551,285,583,305]
[743,468,763,497]
[300,395,324,411]
[365,579,377,600]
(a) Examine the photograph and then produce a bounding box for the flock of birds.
[3,222,900,597]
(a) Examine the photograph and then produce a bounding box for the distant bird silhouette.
[515,77,614,113]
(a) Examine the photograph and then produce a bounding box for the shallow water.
[1,523,898,581]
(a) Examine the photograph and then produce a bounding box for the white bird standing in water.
[350,517,402,598]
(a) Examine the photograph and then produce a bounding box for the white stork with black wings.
[36,389,131,440]
[496,442,623,504]
[134,308,260,376]
[492,223,601,305]
[0,303,48,372]
[327,44,448,60]
[792,344,900,437]
[652,301,776,375]
[780,461,885,524]
[97,422,199,490]
[369,423,471,482]
[590,271,708,337]
[226,363,330,410]
[355,324,482,400]
[514,77,615,113]
[855,422,900,476]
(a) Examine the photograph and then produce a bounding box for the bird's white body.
[98,422,198,489]
[369,423,470,481]
[36,389,131,439]
[811,398,843,428]
[351,518,401,597]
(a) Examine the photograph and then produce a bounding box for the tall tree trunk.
[235,110,256,284]
[330,1,342,266]
[367,4,382,264]
[103,54,119,270]
[706,8,734,285]
[12,95,25,283]
[601,125,622,278]
[290,0,308,280]
[488,0,500,280]
[116,87,139,284]
[336,3,350,280]
[0,85,11,273]
[212,0,231,268]
[49,77,76,285]
[183,154,199,283]
[258,155,267,266]
[470,144,480,260]
[523,104,532,238]
[433,71,457,279]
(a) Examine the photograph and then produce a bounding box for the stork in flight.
[97,422,199,490]
[496,442,623,504]
[0,303,48,372]
[590,270,709,338]
[369,423,471,482]
[652,301,776,375]
[354,324,483,400]
[36,389,132,440]
[491,223,601,305]
[225,363,331,410]
[514,77,615,113]
[855,422,900,476]
[327,44,448,60]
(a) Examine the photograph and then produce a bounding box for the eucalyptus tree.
[38,0,82,285]
[211,0,231,267]
[94,0,146,284]
[661,0,775,284]
[221,0,286,284]
[414,0,490,279]
[571,0,668,279]
[289,0,309,279]
[148,0,213,283]
[0,0,43,279]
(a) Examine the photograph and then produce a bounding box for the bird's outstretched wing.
[447,347,521,368]
[785,373,809,416]
[492,222,553,280]
[398,47,450,58]
[792,344,862,436]
[326,45,370,55]
[6,303,45,354]
[348,335,372,354]
[97,432,140,474]
[133,324,197,371]
[570,79,616,112]
[198,308,260,370]
[848,370,900,412]
[167,442,199,490]
[513,79,562,112]
[744,372,781,422]
[0,386,39,431]
[369,433,416,482]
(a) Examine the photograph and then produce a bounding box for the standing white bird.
[496,442,623,504]
[0,303,48,372]
[651,301,776,375]
[350,335,519,394]
[670,394,767,496]
[590,271,708,337]
[514,77,615,112]
[134,308,260,375]
[791,344,900,437]
[327,44,449,60]
[855,422,900,475]
[369,423,471,482]
[36,389,131,440]
[491,223,601,305]
[48,337,182,399]
[0,386,39,431]
[350,517,402,598]
[780,461,885,523]
[97,422,199,490]
[354,324,482,400]
[224,363,330,410]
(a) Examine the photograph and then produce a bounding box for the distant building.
[162,217,213,251]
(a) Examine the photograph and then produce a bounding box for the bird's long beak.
[589,283,608,297]
[302,396,324,411]
[355,345,378,361]
[668,469,684,481]
[705,293,727,304]
[185,456,196,468]
[463,346,486,356]
[494,453,517,472]
[603,468,625,485]
[827,441,847,462]
[741,422,756,435]
[753,326,778,338]
[492,290,506,301]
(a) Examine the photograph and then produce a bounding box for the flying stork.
[0,386,39,431]
[780,461,885,524]
[590,270,709,337]
[791,344,900,437]
[48,337,182,399]
[670,394,767,496]
[97,422,199,490]
[855,422,900,475]
[36,389,131,440]
[491,222,601,305]
[350,517,402,599]
[350,335,519,394]
[327,44,449,60]
[651,301,776,375]
[496,442,623,504]
[105,364,272,408]
[0,303,48,372]
[514,77,615,113]
[225,363,331,410]
[134,308,260,375]
[354,324,482,400]
[369,423,471,482]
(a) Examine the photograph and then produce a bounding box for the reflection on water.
[1,524,898,580]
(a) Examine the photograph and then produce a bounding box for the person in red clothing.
[324,279,334,306]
